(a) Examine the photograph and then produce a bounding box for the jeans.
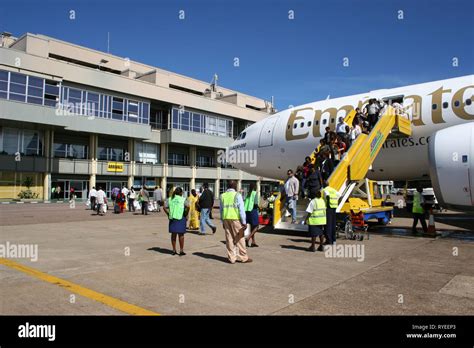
[128,198,135,212]
[285,197,297,222]
[200,208,215,234]
[141,201,148,215]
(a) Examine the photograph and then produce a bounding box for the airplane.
[228,75,474,211]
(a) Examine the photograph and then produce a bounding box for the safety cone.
[427,208,436,236]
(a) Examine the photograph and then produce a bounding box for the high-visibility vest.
[244,190,257,212]
[412,192,424,214]
[169,195,185,220]
[308,198,327,225]
[323,186,339,209]
[221,191,240,220]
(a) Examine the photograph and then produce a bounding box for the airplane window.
[300,122,304,128]
[287,125,290,130]
[241,132,246,139]
[322,119,327,125]
[466,99,472,106]
[331,118,335,123]
[442,102,448,109]
[315,120,319,125]
[432,104,437,110]
[454,100,460,108]
[293,123,297,129]
[307,121,312,127]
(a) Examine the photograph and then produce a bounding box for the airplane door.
[258,116,278,147]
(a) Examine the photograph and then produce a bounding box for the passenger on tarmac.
[244,182,260,248]
[95,186,107,216]
[305,164,323,199]
[412,186,428,234]
[88,186,97,211]
[198,182,217,235]
[305,190,327,252]
[153,186,163,212]
[138,186,150,215]
[323,182,340,245]
[187,189,200,230]
[163,187,189,256]
[128,187,136,212]
[220,180,252,264]
[284,169,299,224]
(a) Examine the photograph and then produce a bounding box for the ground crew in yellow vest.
[220,180,253,264]
[163,187,189,256]
[412,186,428,234]
[244,182,260,248]
[323,182,340,245]
[305,190,327,252]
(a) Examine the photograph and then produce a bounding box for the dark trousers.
[325,208,337,244]
[412,213,428,233]
[142,201,148,215]
[128,198,135,212]
[96,203,102,215]
[368,114,378,131]
[90,196,96,210]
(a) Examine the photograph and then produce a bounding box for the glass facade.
[53,143,88,159]
[168,153,189,166]
[171,108,233,137]
[0,69,149,125]
[97,147,127,161]
[0,127,43,156]
[135,141,159,164]
[61,85,149,124]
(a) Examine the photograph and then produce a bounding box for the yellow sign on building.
[107,162,124,172]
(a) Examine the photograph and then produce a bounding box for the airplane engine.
[428,123,474,211]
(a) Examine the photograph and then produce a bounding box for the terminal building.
[0,32,278,201]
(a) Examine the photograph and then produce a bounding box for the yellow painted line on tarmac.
[0,258,160,316]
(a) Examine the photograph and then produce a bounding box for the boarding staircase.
[273,106,412,231]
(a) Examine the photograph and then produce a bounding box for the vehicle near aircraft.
[229,75,474,212]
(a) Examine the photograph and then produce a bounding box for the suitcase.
[114,204,121,214]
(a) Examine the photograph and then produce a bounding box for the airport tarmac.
[0,203,473,315]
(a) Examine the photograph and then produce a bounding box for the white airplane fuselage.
[230,75,474,182]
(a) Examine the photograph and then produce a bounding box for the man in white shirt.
[336,117,348,138]
[96,187,107,216]
[89,186,97,210]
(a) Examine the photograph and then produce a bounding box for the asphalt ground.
[0,203,473,315]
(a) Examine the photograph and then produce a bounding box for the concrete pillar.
[237,179,242,192]
[190,177,195,190]
[190,145,197,166]
[43,129,52,201]
[160,143,168,164]
[43,173,50,201]
[214,178,220,199]
[89,134,98,190]
[161,176,167,200]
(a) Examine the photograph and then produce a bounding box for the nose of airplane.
[226,123,260,171]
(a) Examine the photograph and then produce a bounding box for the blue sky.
[1,0,473,110]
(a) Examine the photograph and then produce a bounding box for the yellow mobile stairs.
[272,106,412,235]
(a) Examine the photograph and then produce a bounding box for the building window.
[0,70,8,99]
[98,147,126,161]
[171,107,233,138]
[9,72,27,102]
[127,100,139,123]
[44,80,60,107]
[0,127,43,156]
[196,154,215,167]
[27,76,44,105]
[54,143,88,159]
[168,153,189,166]
[112,97,124,121]
[86,92,100,117]
[135,141,159,164]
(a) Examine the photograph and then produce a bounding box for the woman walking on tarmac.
[244,182,260,247]
[187,189,200,230]
[163,187,189,256]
